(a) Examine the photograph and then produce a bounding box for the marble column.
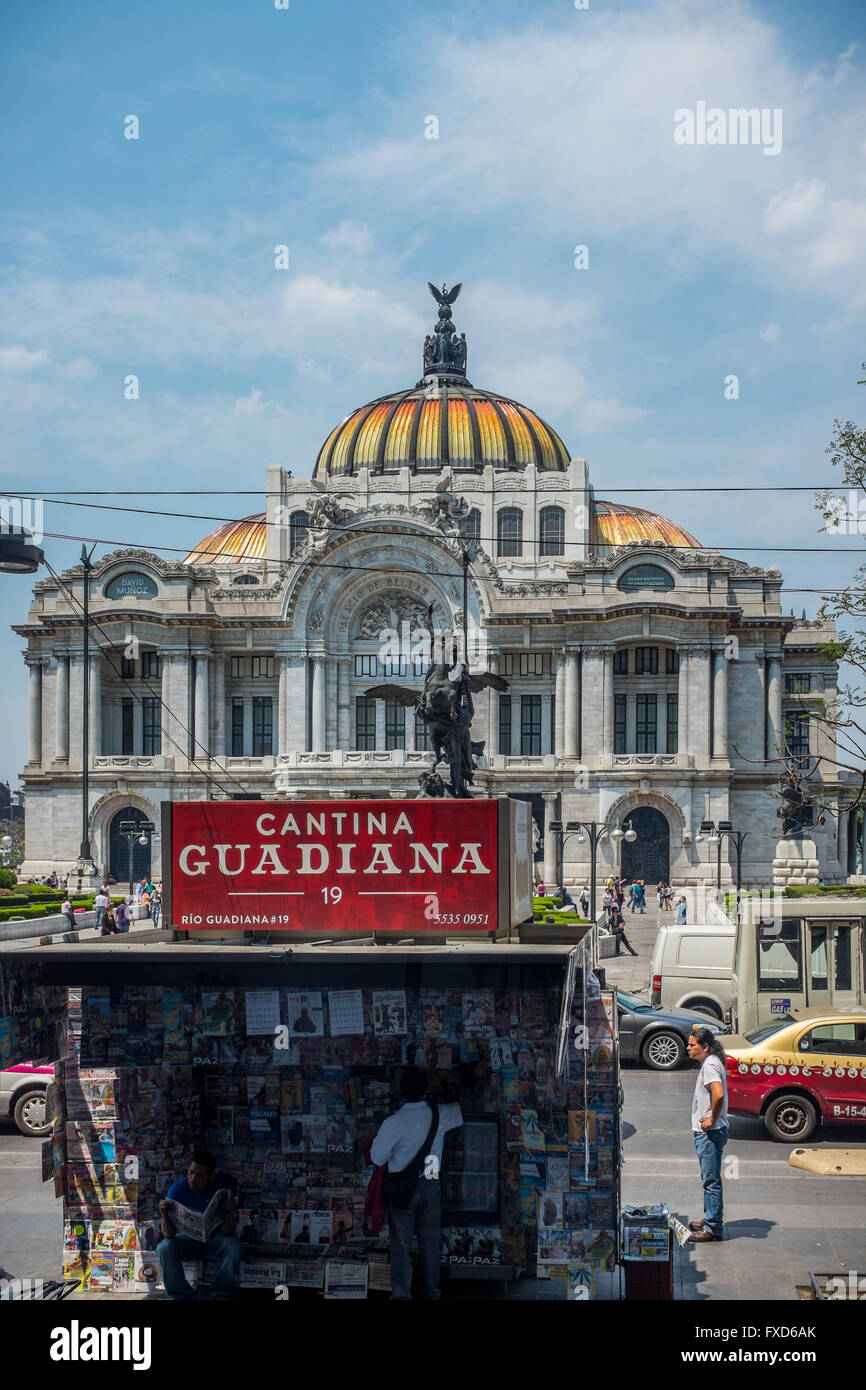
[213,655,226,758]
[543,791,559,886]
[677,646,690,760]
[767,653,783,760]
[554,651,566,757]
[564,649,579,758]
[160,653,174,758]
[55,654,69,761]
[311,657,327,752]
[194,655,209,760]
[27,659,43,764]
[88,652,102,758]
[601,646,615,764]
[278,655,289,755]
[712,645,728,760]
[337,657,351,750]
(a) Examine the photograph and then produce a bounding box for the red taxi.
[724,1007,866,1142]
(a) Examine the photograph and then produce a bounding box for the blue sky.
[1,0,865,785]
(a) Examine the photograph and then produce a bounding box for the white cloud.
[234,388,288,417]
[760,322,782,343]
[833,42,857,87]
[764,180,826,234]
[0,345,50,372]
[320,220,373,257]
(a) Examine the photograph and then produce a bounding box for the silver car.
[0,1065,53,1136]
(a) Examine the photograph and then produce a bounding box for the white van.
[649,921,735,1022]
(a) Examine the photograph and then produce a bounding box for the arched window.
[539,505,565,557]
[289,511,310,554]
[497,507,523,558]
[464,508,481,544]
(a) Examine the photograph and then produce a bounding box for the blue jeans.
[151,904,161,928]
[94,906,106,930]
[387,1178,442,1300]
[157,1230,244,1300]
[693,1126,728,1235]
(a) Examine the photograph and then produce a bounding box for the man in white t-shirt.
[371,1068,464,1301]
[93,890,109,933]
[687,1027,729,1241]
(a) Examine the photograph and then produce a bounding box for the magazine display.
[53,972,620,1298]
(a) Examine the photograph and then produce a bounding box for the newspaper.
[167,1188,230,1244]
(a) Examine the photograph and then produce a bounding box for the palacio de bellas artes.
[14,284,853,891]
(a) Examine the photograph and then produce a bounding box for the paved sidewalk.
[597,900,672,995]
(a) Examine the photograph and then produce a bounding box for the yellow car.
[723,1007,866,1142]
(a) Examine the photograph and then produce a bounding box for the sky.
[0,0,865,786]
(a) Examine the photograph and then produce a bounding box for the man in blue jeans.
[156,1150,244,1299]
[687,1027,729,1242]
[371,1069,464,1301]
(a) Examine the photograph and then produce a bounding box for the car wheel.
[642,1031,685,1071]
[764,1093,817,1143]
[687,1001,724,1022]
[13,1088,49,1138]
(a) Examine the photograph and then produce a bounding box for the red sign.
[167,799,504,934]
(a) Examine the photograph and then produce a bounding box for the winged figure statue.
[428,282,462,307]
[364,607,507,798]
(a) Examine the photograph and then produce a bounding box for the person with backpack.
[369,1068,464,1301]
[579,885,590,918]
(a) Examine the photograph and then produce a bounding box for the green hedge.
[533,909,591,925]
[0,868,16,889]
[0,895,123,922]
[784,884,866,899]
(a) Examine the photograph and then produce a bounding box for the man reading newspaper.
[157,1150,244,1299]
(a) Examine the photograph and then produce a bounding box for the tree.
[810,363,866,820]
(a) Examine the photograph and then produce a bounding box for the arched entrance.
[109,807,152,885]
[620,807,670,883]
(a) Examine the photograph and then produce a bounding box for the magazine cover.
[200,991,237,1037]
[567,1264,594,1300]
[290,1209,332,1245]
[537,1190,564,1230]
[286,991,325,1037]
[284,1260,325,1289]
[372,991,407,1036]
[87,1249,115,1292]
[327,989,365,1036]
[462,991,495,1035]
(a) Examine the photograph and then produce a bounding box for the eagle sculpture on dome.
[428,282,462,306]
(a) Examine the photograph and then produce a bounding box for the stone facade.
[14,460,850,891]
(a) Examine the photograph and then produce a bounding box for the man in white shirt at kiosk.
[371,1068,463,1301]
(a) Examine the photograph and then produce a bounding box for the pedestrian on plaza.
[370,1067,464,1301]
[610,906,638,957]
[134,878,145,903]
[61,897,75,931]
[151,885,162,929]
[675,895,687,924]
[101,903,119,936]
[628,881,638,913]
[536,880,546,896]
[579,885,590,918]
[687,1027,729,1242]
[141,885,151,914]
[601,886,614,921]
[115,898,132,933]
[657,881,666,908]
[633,880,646,914]
[93,887,109,932]
[614,880,625,909]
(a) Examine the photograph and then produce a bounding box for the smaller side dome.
[591,501,701,554]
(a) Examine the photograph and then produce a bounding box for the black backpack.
[383,1104,439,1211]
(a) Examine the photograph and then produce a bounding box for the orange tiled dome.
[590,500,701,554]
[313,384,572,477]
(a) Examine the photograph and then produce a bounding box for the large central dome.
[314,383,572,477]
[314,280,570,477]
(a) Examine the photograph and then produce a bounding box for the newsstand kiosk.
[0,797,625,1300]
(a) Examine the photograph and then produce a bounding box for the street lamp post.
[0,528,99,884]
[697,819,748,914]
[117,819,155,898]
[549,817,637,921]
